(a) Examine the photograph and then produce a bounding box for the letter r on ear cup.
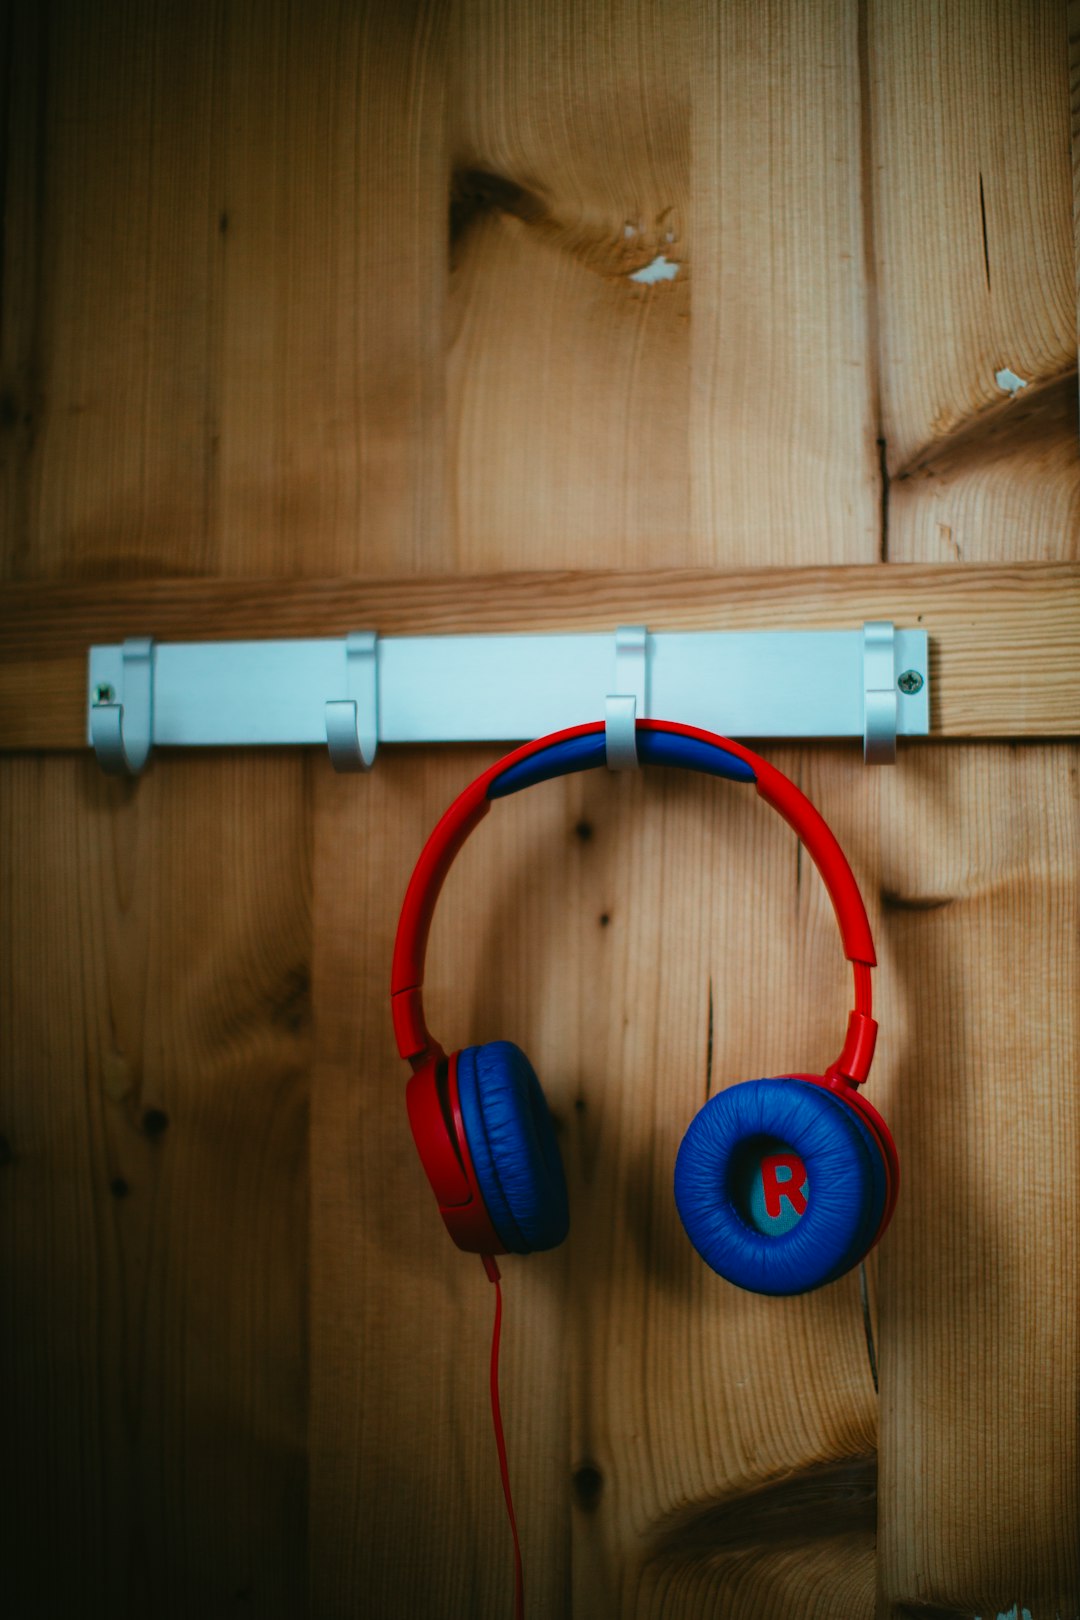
[673,1078,888,1295]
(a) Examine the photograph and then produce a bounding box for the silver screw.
[94,684,115,704]
[897,670,923,695]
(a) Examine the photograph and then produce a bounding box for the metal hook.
[326,631,378,771]
[605,625,648,770]
[862,621,897,765]
[90,637,155,775]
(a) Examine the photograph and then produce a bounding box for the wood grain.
[868,0,1079,563]
[690,0,880,563]
[1,0,1077,1616]
[1,563,1077,749]
[311,753,576,1617]
[562,743,887,1617]
[0,753,311,1616]
[307,9,890,1611]
[447,0,693,568]
[1073,2,1080,345]
[1,0,223,579]
[311,739,889,1618]
[0,1,450,583]
[871,5,1079,1615]
[633,1459,876,1619]
[212,0,450,576]
[0,7,319,1616]
[876,746,1080,1617]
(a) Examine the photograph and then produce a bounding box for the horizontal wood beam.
[0,563,1076,750]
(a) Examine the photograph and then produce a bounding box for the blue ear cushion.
[673,1078,888,1295]
[456,1042,570,1255]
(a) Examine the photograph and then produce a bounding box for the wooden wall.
[1,3,1077,1617]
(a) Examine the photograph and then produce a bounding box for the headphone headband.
[392,720,877,1082]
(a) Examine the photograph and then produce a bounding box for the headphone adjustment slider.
[825,1009,879,1087]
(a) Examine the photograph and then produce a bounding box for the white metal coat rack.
[87,621,929,775]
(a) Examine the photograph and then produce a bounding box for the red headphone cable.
[482,1255,525,1620]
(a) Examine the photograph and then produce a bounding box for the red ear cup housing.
[406,1056,506,1254]
[792,1073,899,1244]
[406,1043,569,1256]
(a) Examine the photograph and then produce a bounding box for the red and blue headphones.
[392,719,898,1296]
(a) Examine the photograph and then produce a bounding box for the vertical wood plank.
[1073,2,1080,351]
[290,6,478,1615]
[876,747,1080,1617]
[447,0,693,568]
[565,748,885,1617]
[1,8,320,1614]
[311,754,591,1617]
[446,0,884,570]
[690,0,880,563]
[870,4,1080,1614]
[0,754,310,1616]
[0,1,46,578]
[214,0,449,575]
[869,0,1078,563]
[4,0,224,579]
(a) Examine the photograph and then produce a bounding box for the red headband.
[391,721,877,1087]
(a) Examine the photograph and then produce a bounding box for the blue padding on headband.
[489,728,756,798]
[642,730,756,781]
[490,732,607,795]
[673,1078,887,1295]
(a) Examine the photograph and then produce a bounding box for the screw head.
[897,669,923,695]
[94,683,115,704]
